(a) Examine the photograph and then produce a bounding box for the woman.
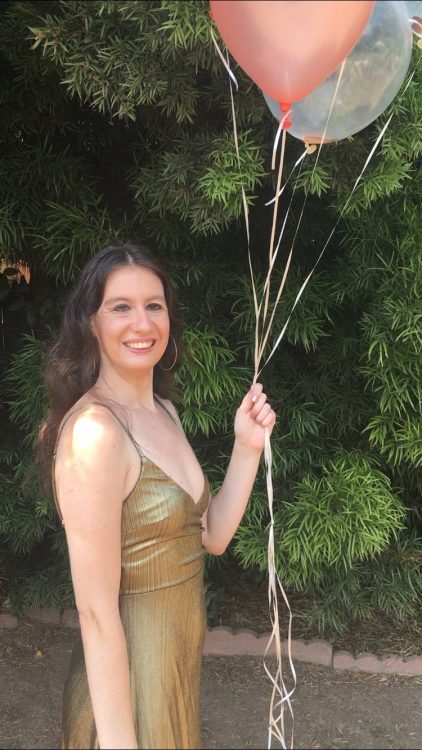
[38,241,276,750]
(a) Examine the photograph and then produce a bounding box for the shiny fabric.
[54,409,210,749]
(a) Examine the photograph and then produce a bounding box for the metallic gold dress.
[52,403,210,749]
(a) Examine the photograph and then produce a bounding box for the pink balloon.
[210,1,375,107]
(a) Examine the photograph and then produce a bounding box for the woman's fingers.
[255,402,272,424]
[250,382,263,406]
[250,392,267,417]
[242,384,276,430]
[241,382,262,411]
[261,409,276,427]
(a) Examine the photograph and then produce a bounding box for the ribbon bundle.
[211,22,419,750]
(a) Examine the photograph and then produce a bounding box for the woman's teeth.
[126,341,154,350]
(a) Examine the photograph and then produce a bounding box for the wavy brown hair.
[37,241,182,479]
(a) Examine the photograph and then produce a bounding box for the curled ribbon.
[211,25,295,749]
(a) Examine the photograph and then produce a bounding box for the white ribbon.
[210,24,295,748]
[263,66,417,369]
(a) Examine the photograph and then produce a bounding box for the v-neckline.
[141,453,208,508]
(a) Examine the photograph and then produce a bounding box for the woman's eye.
[111,302,164,312]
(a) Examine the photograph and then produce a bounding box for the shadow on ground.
[1,621,421,749]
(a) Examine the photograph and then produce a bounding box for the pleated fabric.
[56,424,210,749]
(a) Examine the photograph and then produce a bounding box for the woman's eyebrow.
[104,294,166,304]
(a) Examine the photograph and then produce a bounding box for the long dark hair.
[37,241,182,478]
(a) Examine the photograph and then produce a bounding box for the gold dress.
[52,402,210,749]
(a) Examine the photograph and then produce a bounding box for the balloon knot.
[279,102,292,130]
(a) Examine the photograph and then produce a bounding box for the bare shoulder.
[56,400,128,468]
[54,401,131,528]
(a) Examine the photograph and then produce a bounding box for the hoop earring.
[92,352,99,374]
[160,335,178,372]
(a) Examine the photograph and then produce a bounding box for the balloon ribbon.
[210,25,296,749]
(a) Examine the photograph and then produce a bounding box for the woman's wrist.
[233,437,263,459]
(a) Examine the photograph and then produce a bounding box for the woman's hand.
[234,383,276,454]
[203,383,276,555]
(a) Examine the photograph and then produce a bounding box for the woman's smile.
[124,339,156,352]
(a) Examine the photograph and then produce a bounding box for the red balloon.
[210,0,375,106]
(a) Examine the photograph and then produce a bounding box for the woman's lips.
[124,339,155,352]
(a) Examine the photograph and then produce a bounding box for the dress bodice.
[120,456,209,595]
[51,400,210,596]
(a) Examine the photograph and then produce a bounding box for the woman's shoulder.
[56,396,128,461]
[61,394,123,428]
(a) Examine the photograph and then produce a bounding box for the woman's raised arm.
[55,405,138,749]
[201,383,276,555]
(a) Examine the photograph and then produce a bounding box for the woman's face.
[91,264,170,376]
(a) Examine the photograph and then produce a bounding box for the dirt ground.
[1,620,421,750]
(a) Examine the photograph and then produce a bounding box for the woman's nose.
[131,308,152,331]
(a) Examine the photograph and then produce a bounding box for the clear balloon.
[210,0,375,107]
[264,0,412,145]
[404,1,422,35]
[404,1,422,19]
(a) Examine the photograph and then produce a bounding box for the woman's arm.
[162,385,275,556]
[55,406,138,749]
[201,383,276,555]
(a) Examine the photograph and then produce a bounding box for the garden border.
[1,608,421,676]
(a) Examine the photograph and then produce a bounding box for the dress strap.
[52,401,144,461]
[51,401,144,525]
[153,394,183,432]
[51,397,181,523]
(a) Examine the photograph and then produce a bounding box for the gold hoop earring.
[160,335,178,372]
[92,351,99,374]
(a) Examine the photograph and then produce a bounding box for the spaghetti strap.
[53,401,144,460]
[51,401,144,524]
[153,394,183,432]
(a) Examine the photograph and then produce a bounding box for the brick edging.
[1,609,421,676]
[203,626,422,676]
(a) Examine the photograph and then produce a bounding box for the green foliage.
[295,534,422,634]
[176,327,250,436]
[130,130,266,236]
[26,0,213,122]
[5,335,48,445]
[280,451,405,577]
[0,2,421,634]
[6,566,74,614]
[39,198,123,284]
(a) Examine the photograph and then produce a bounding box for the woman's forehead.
[103,265,164,297]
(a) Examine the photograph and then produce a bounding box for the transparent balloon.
[264,0,412,145]
[404,1,422,36]
[405,1,422,19]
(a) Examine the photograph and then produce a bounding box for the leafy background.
[0,0,421,634]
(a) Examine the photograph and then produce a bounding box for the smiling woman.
[36,241,276,749]
[91,265,170,375]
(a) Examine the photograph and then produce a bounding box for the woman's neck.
[91,368,156,411]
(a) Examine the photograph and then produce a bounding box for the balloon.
[264,0,412,145]
[210,1,375,109]
[404,1,422,35]
[405,1,422,19]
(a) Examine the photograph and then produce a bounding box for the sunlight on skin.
[67,413,113,470]
[58,409,128,538]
